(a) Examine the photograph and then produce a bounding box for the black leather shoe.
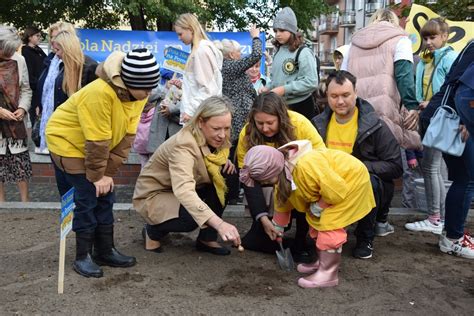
[93,247,137,267]
[73,253,103,278]
[142,227,163,253]
[196,240,231,256]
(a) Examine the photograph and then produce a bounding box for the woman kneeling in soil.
[133,96,241,255]
[46,48,160,278]
[240,141,375,288]
[236,92,325,262]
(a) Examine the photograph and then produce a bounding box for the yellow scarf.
[204,147,229,207]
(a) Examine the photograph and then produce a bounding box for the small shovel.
[275,237,295,271]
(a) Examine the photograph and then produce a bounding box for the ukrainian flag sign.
[405,3,474,54]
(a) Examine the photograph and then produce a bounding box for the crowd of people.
[0,6,472,288]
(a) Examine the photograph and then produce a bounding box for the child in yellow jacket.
[240,140,375,288]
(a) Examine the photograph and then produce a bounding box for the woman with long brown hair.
[236,92,324,261]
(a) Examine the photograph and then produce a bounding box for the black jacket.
[312,98,403,181]
[35,53,98,112]
[21,45,47,92]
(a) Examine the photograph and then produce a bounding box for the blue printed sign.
[60,188,74,240]
[76,29,266,72]
[162,47,190,74]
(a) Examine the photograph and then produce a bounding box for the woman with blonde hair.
[133,96,241,256]
[48,21,76,41]
[171,13,223,123]
[342,8,420,149]
[35,24,97,154]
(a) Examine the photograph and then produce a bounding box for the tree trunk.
[128,4,147,30]
[156,18,173,31]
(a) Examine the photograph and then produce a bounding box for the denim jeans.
[354,174,394,242]
[52,162,115,233]
[421,147,447,218]
[443,137,474,239]
[455,83,474,136]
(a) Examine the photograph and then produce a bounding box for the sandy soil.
[0,210,472,315]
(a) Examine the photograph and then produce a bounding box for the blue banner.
[76,29,266,70]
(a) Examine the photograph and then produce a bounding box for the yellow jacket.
[276,148,375,231]
[46,51,147,182]
[237,110,325,168]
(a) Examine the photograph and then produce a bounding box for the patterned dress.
[221,37,262,142]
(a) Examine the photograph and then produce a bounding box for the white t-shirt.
[341,36,413,71]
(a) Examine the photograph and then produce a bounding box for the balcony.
[340,10,356,27]
[318,14,339,35]
[318,49,334,65]
[365,0,385,16]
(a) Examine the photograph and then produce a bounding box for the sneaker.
[34,147,50,155]
[439,234,474,259]
[352,241,373,259]
[375,221,394,237]
[463,232,474,247]
[405,219,443,235]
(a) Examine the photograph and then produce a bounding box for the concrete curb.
[1,202,472,218]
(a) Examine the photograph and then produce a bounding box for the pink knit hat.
[239,145,292,187]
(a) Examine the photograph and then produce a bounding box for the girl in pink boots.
[240,140,375,288]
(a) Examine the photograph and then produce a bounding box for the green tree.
[1,0,329,36]
[394,0,474,21]
[0,0,120,31]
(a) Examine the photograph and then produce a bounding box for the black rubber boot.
[73,232,103,278]
[92,224,136,267]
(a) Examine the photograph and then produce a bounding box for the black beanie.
[121,48,160,89]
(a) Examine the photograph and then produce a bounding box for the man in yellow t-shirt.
[312,71,402,260]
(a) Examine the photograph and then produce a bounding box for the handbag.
[422,86,466,157]
[31,115,41,147]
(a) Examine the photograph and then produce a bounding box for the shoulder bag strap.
[294,46,307,70]
[423,50,449,100]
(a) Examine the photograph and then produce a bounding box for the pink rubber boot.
[296,260,320,274]
[297,248,341,288]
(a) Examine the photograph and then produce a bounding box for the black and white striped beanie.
[121,48,160,89]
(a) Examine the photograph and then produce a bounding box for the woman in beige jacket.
[133,96,241,255]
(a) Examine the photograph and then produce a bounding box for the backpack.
[275,45,319,81]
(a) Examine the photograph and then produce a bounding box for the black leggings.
[288,94,317,121]
[241,211,309,254]
[146,184,224,242]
